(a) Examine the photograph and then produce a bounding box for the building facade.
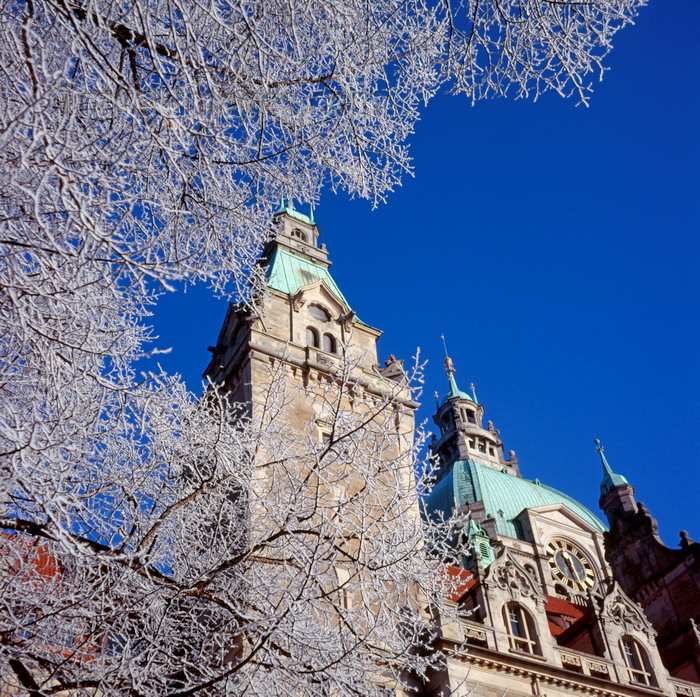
[205,204,700,697]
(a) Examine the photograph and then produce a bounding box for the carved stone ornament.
[674,685,694,697]
[316,352,334,367]
[341,310,356,332]
[601,582,655,636]
[487,549,544,602]
[587,659,610,675]
[560,652,582,667]
[690,617,700,644]
[291,289,307,312]
[464,626,487,642]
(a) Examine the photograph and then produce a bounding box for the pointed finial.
[309,203,315,224]
[434,391,440,409]
[470,382,478,404]
[441,334,454,375]
[276,193,287,213]
[438,335,475,403]
[595,439,629,495]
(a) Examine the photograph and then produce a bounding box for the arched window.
[306,327,319,348]
[291,228,307,242]
[503,603,539,654]
[465,409,477,424]
[621,637,654,686]
[322,333,337,354]
[308,304,331,322]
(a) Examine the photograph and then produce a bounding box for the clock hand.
[562,552,578,578]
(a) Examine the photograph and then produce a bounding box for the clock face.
[546,539,595,590]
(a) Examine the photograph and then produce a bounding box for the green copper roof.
[265,247,350,307]
[426,459,607,540]
[441,356,475,404]
[596,440,629,496]
[444,372,474,403]
[275,196,315,225]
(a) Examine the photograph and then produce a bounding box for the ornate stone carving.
[316,352,333,367]
[690,618,700,644]
[340,310,356,331]
[587,659,610,675]
[600,582,655,636]
[674,684,694,697]
[291,289,306,312]
[560,652,582,667]
[487,549,544,602]
[464,626,487,642]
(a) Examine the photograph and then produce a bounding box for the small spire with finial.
[595,439,629,496]
[441,334,455,376]
[309,203,315,224]
[440,334,473,402]
[470,382,478,404]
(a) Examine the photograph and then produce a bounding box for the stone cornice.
[438,641,676,697]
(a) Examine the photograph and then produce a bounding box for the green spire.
[596,439,629,496]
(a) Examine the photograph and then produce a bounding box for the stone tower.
[203,201,416,433]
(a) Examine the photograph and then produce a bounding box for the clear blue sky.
[147,0,699,545]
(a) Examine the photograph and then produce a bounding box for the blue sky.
[148,0,699,544]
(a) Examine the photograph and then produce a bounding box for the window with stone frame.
[322,333,337,354]
[503,603,540,655]
[621,637,654,686]
[306,327,320,348]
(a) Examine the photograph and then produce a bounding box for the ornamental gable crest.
[485,548,545,605]
[600,582,656,638]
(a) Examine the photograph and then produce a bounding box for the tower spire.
[440,335,475,403]
[441,334,464,400]
[595,439,629,495]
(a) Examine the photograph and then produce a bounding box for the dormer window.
[291,228,307,243]
[306,327,320,348]
[309,304,331,322]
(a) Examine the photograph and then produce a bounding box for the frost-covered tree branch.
[1,0,645,693]
[1,356,471,696]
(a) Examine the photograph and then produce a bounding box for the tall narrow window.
[621,637,654,686]
[503,603,539,654]
[306,327,319,348]
[322,333,337,354]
